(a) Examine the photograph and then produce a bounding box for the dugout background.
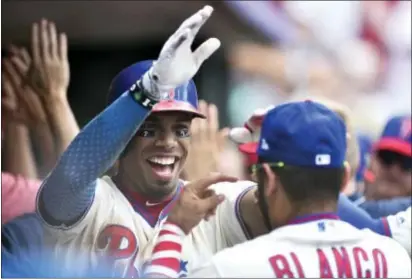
[2,0,268,128]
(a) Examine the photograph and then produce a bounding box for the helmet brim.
[152,100,206,119]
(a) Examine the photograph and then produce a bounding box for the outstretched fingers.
[31,23,41,64]
[175,5,213,39]
[40,19,50,61]
[193,38,221,68]
[48,21,59,59]
[59,33,68,61]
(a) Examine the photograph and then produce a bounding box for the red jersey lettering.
[317,249,333,278]
[97,225,139,277]
[314,246,388,278]
[332,247,353,277]
[353,247,372,278]
[372,249,388,278]
[269,253,305,278]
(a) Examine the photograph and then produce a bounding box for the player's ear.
[341,161,351,192]
[262,163,276,196]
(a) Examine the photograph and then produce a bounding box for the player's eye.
[137,128,156,137]
[176,127,190,138]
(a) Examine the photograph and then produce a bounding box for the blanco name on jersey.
[189,219,411,278]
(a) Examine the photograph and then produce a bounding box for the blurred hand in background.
[25,19,79,156]
[182,100,229,181]
[2,52,47,127]
[28,19,70,98]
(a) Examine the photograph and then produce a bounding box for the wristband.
[129,79,159,109]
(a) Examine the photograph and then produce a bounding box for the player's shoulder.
[214,230,274,259]
[97,176,123,197]
[360,226,410,253]
[385,206,411,230]
[210,179,256,198]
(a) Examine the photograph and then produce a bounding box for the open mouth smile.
[146,156,180,180]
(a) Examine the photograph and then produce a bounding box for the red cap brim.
[374,138,411,157]
[238,142,258,166]
[152,101,206,118]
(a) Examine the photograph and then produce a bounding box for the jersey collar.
[288,212,340,225]
[120,181,183,227]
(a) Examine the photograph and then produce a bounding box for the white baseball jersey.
[39,176,180,277]
[140,180,255,276]
[384,206,411,255]
[189,217,412,278]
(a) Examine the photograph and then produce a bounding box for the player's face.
[119,112,192,198]
[370,150,412,199]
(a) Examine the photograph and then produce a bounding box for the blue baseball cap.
[374,115,411,157]
[108,60,205,118]
[257,101,347,168]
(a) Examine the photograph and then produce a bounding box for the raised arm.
[37,89,153,226]
[2,57,42,179]
[337,194,389,235]
[28,20,80,159]
[37,5,221,227]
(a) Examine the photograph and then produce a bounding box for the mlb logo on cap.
[374,115,411,157]
[257,101,347,168]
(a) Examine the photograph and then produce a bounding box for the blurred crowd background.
[1,0,411,272]
[4,1,410,130]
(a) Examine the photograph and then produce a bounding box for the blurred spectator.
[366,115,411,201]
[1,19,79,224]
[350,115,412,218]
[2,54,47,224]
[227,0,410,139]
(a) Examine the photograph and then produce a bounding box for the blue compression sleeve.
[337,194,387,235]
[38,91,150,224]
[359,197,411,218]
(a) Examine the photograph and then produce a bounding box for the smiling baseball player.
[144,101,411,278]
[35,5,227,277]
[139,100,406,277]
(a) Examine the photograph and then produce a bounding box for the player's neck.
[291,201,338,220]
[112,173,178,202]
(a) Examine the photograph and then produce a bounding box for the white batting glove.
[141,5,221,100]
[229,105,275,145]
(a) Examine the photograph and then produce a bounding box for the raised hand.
[182,100,229,181]
[2,51,47,126]
[142,5,221,98]
[29,19,70,98]
[167,173,238,234]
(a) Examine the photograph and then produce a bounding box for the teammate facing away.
[34,5,228,277]
[145,101,411,278]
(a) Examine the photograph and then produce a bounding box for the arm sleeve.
[359,197,411,218]
[337,194,389,235]
[37,91,151,226]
